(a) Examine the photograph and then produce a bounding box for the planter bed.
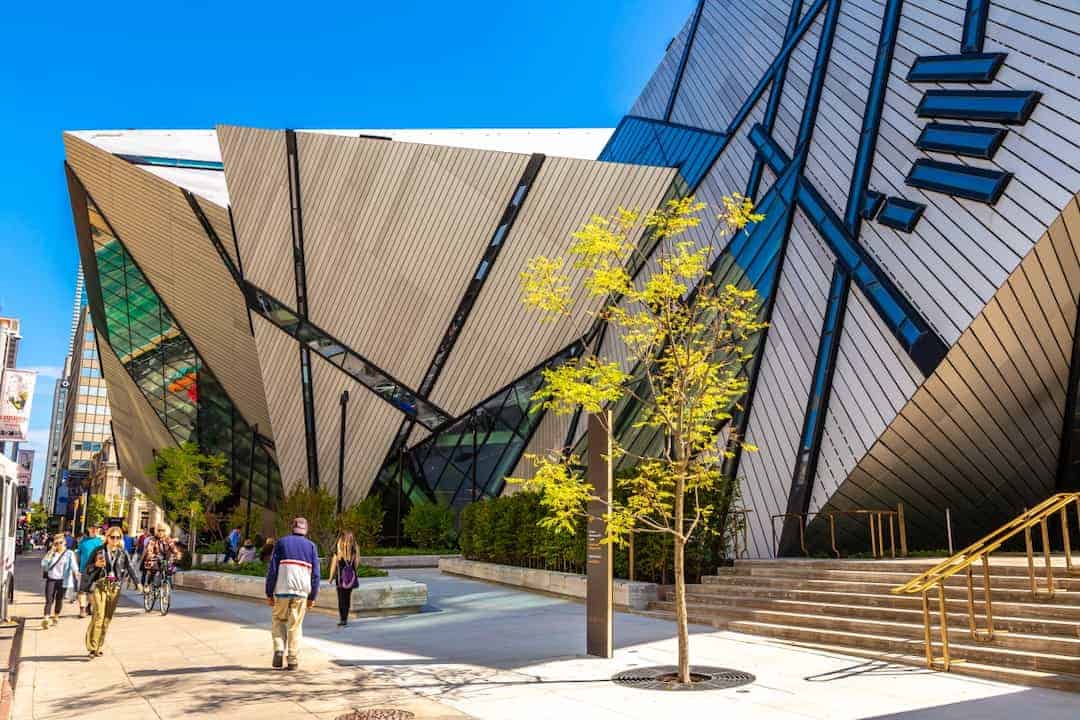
[174,570,427,616]
[438,557,657,610]
[360,553,461,569]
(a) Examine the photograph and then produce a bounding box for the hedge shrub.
[403,502,456,550]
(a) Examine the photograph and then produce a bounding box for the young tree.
[84,494,110,529]
[273,486,337,554]
[516,195,765,684]
[27,502,48,532]
[147,442,230,549]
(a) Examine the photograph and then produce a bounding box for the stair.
[644,557,1080,692]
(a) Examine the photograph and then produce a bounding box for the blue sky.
[1,0,692,497]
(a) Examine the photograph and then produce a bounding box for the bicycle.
[142,558,175,615]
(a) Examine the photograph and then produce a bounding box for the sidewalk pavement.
[9,554,470,719]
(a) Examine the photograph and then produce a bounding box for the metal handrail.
[892,492,1080,672]
[770,504,908,559]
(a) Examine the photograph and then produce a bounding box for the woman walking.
[40,534,79,629]
[327,531,360,627]
[84,526,141,659]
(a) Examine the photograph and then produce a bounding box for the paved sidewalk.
[9,555,469,719]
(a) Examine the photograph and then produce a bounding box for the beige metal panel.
[216,125,296,303]
[431,158,676,415]
[95,330,176,498]
[507,410,572,485]
[195,197,239,269]
[309,356,403,507]
[63,134,274,437]
[814,192,1080,547]
[295,131,530,387]
[251,315,306,497]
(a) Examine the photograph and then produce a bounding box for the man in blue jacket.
[265,517,320,670]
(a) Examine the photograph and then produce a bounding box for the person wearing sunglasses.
[40,534,79,628]
[84,527,141,658]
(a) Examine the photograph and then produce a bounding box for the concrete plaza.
[10,557,1079,719]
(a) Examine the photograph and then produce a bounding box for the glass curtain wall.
[83,192,281,507]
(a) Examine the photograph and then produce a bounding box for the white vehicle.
[0,455,17,620]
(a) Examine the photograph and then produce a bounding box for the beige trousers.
[85,580,121,654]
[271,597,308,662]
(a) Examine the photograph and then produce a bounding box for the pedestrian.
[236,538,257,564]
[225,525,242,564]
[264,518,320,671]
[327,531,360,627]
[84,527,141,659]
[64,531,75,550]
[259,537,275,563]
[40,534,79,629]
[75,526,104,618]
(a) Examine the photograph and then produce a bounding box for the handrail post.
[898,503,908,557]
[877,512,885,559]
[981,554,994,640]
[869,513,878,559]
[921,590,934,669]
[800,515,807,557]
[1025,525,1037,597]
[829,513,839,559]
[937,580,951,671]
[1062,506,1073,573]
[888,514,896,558]
[1041,518,1054,597]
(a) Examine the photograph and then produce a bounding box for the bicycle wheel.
[159,580,171,616]
[143,585,156,612]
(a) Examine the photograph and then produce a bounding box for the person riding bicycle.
[142,524,182,588]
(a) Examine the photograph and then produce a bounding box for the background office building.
[62,0,1079,555]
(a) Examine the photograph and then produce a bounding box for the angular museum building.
[63,0,1078,556]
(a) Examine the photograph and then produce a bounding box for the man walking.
[264,517,320,670]
[225,525,242,564]
[75,526,104,618]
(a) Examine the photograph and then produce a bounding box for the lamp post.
[245,425,258,538]
[337,390,350,514]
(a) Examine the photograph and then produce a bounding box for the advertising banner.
[0,369,36,441]
[16,448,33,487]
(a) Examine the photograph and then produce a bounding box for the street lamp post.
[245,425,258,538]
[337,390,349,514]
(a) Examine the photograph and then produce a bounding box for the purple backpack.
[337,558,358,589]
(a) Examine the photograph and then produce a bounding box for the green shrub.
[403,502,456,550]
[274,486,337,555]
[194,560,387,579]
[339,496,385,551]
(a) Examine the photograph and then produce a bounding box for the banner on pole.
[0,369,36,441]
[16,448,34,487]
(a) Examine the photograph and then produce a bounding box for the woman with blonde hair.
[84,526,141,658]
[327,531,360,627]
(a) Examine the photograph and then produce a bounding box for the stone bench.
[438,557,658,610]
[174,570,427,616]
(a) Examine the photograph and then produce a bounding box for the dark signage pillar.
[586,411,614,658]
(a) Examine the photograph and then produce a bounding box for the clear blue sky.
[1,0,693,497]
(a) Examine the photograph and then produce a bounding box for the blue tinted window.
[906,159,1011,204]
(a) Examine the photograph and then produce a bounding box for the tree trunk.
[674,533,690,683]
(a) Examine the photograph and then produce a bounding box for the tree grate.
[611,665,755,692]
[335,710,416,720]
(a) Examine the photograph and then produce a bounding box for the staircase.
[645,557,1080,692]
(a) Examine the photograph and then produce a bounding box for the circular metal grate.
[335,710,416,720]
[611,665,755,692]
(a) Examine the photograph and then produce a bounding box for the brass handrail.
[892,492,1080,672]
[770,505,908,559]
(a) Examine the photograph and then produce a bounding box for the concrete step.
[635,607,1080,692]
[650,600,1080,656]
[727,557,1076,578]
[700,574,1080,604]
[663,591,1080,637]
[722,565,1080,591]
[683,584,1080,621]
[778,638,1080,694]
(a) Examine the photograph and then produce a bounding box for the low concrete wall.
[359,554,461,569]
[174,570,427,616]
[438,557,658,610]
